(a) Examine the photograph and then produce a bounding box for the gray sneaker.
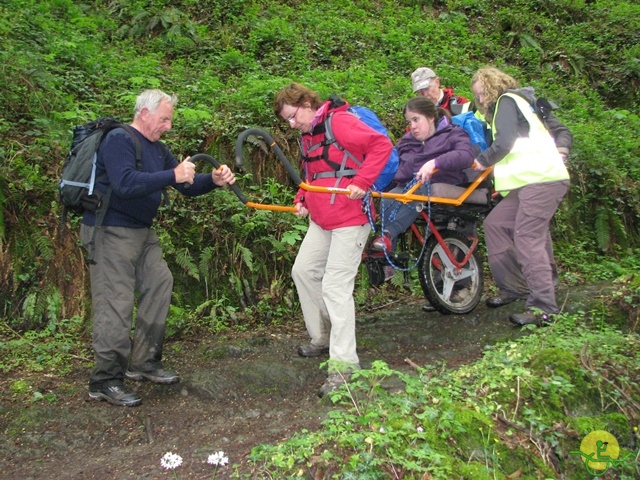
[317,371,351,398]
[125,369,180,384]
[88,384,142,407]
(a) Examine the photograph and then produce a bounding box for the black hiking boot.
[297,344,330,358]
[88,384,142,407]
[509,310,554,327]
[486,293,525,308]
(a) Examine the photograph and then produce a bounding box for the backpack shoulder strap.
[325,110,363,167]
[323,113,338,150]
[308,112,361,186]
[119,124,143,168]
[302,113,339,166]
[87,124,145,265]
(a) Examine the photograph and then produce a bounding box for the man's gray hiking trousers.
[81,225,173,389]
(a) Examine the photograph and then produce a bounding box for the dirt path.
[1,286,601,479]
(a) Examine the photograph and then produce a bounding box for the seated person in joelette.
[372,96,474,253]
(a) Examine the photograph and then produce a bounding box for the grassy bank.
[246,311,640,479]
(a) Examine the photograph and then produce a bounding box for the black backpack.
[58,117,142,264]
[59,117,172,263]
[59,117,141,217]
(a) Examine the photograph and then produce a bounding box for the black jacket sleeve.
[544,111,572,157]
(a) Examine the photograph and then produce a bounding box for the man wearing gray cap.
[411,67,470,115]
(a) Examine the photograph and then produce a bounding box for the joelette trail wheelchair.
[195,128,496,316]
[362,180,496,315]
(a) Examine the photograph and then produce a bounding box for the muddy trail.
[0,284,607,479]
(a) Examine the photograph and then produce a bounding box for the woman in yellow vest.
[471,67,572,326]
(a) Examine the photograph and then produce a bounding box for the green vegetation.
[1,0,640,476]
[1,0,639,333]
[246,313,640,479]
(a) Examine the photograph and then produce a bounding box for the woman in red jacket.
[273,83,392,397]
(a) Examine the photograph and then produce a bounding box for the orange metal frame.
[242,167,494,213]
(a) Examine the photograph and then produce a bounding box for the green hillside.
[2,2,640,478]
[1,0,639,328]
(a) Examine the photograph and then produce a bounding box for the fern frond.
[45,288,62,329]
[176,248,199,281]
[198,246,216,278]
[36,233,54,262]
[235,242,254,272]
[610,213,628,250]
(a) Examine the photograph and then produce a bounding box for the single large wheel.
[418,230,483,315]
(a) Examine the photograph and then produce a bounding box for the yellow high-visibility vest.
[491,93,569,192]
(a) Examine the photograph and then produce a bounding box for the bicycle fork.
[410,212,479,273]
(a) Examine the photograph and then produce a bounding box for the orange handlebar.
[297,166,494,207]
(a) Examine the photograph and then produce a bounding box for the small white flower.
[207,450,229,466]
[417,426,424,433]
[379,426,385,433]
[160,451,183,470]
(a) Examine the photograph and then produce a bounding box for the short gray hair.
[134,89,178,117]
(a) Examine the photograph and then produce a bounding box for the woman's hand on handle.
[346,184,366,200]
[416,160,436,183]
[472,159,487,171]
[294,202,309,217]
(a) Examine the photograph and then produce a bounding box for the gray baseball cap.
[411,67,437,92]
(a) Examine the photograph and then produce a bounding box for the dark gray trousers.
[81,225,173,389]
[483,180,569,313]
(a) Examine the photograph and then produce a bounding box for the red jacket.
[440,88,469,115]
[296,100,393,230]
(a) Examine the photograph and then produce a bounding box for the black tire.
[418,230,483,315]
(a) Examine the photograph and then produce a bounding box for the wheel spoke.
[455,267,477,281]
[441,274,456,300]
[432,243,456,271]
[419,230,484,314]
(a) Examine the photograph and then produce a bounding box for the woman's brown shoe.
[486,293,524,308]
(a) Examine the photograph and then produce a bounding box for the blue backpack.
[451,111,489,154]
[303,97,399,192]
